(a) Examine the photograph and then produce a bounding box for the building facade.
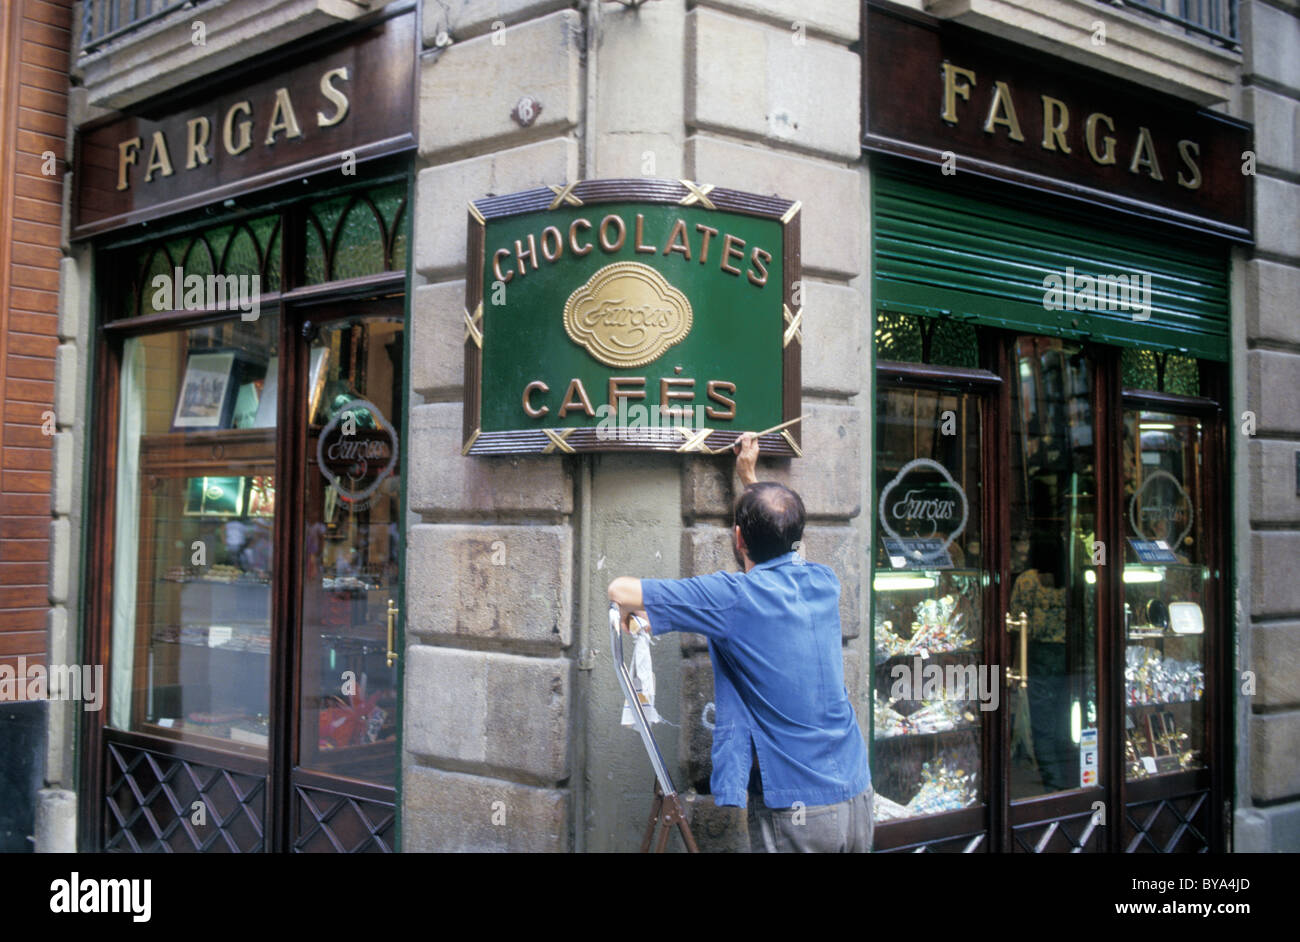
[22,0,1300,852]
[0,0,72,852]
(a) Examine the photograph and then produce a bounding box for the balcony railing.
[80,0,210,57]
[1104,0,1239,48]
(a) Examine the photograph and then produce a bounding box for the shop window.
[1120,411,1208,781]
[304,181,408,285]
[113,180,408,317]
[108,319,280,753]
[1120,348,1200,397]
[871,385,985,821]
[875,310,979,368]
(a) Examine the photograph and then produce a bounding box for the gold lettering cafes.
[115,67,352,191]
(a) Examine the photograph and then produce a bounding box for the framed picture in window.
[173,351,237,430]
[182,477,246,517]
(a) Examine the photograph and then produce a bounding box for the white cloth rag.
[621,630,662,726]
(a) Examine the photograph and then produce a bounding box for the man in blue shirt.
[608,434,873,852]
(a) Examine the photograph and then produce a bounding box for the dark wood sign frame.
[462,179,803,457]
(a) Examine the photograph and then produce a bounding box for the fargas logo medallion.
[563,261,693,368]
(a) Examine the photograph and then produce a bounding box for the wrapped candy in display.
[908,596,973,655]
[874,619,907,659]
[873,693,911,737]
[906,698,976,735]
[905,758,978,816]
[873,759,979,821]
[874,693,976,738]
[874,596,975,661]
[1124,647,1204,705]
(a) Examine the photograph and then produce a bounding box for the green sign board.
[462,179,802,456]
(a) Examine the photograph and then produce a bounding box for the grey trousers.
[746,786,874,853]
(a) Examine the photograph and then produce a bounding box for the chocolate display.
[874,595,975,660]
[874,757,979,821]
[1125,646,1204,705]
[873,692,977,738]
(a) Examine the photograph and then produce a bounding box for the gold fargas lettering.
[940,63,1204,190]
[115,66,352,192]
[490,213,774,286]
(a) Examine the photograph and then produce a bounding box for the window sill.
[75,0,394,111]
[923,0,1241,106]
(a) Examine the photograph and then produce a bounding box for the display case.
[870,382,987,823]
[871,570,983,820]
[130,431,276,755]
[1121,410,1210,781]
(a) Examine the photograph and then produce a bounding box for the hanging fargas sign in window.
[878,457,970,568]
[462,179,802,456]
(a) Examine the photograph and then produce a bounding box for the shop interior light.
[873,573,938,591]
[1085,568,1167,584]
[1139,422,1177,430]
[1123,567,1166,584]
[1071,700,1082,744]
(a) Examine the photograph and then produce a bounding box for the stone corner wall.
[1232,0,1300,853]
[407,0,872,853]
[405,1,582,853]
[670,0,870,852]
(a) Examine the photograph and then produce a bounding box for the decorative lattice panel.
[1011,811,1106,853]
[878,831,987,853]
[293,785,395,853]
[105,741,266,852]
[1123,790,1211,853]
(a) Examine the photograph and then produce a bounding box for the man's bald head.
[734,482,806,564]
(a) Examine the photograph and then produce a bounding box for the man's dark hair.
[733,482,806,564]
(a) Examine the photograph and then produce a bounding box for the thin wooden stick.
[709,415,805,454]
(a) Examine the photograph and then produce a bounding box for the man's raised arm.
[735,431,760,487]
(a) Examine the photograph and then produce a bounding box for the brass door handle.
[1005,611,1028,689]
[386,599,399,668]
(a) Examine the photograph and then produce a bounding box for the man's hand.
[734,431,759,486]
[608,577,647,633]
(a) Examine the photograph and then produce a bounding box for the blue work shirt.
[641,552,870,809]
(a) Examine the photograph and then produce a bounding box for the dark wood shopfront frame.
[80,171,413,852]
[861,0,1241,853]
[74,3,418,852]
[871,332,1232,854]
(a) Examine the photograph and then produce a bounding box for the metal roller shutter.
[872,169,1230,361]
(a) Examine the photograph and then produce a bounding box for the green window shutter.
[872,170,1230,361]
